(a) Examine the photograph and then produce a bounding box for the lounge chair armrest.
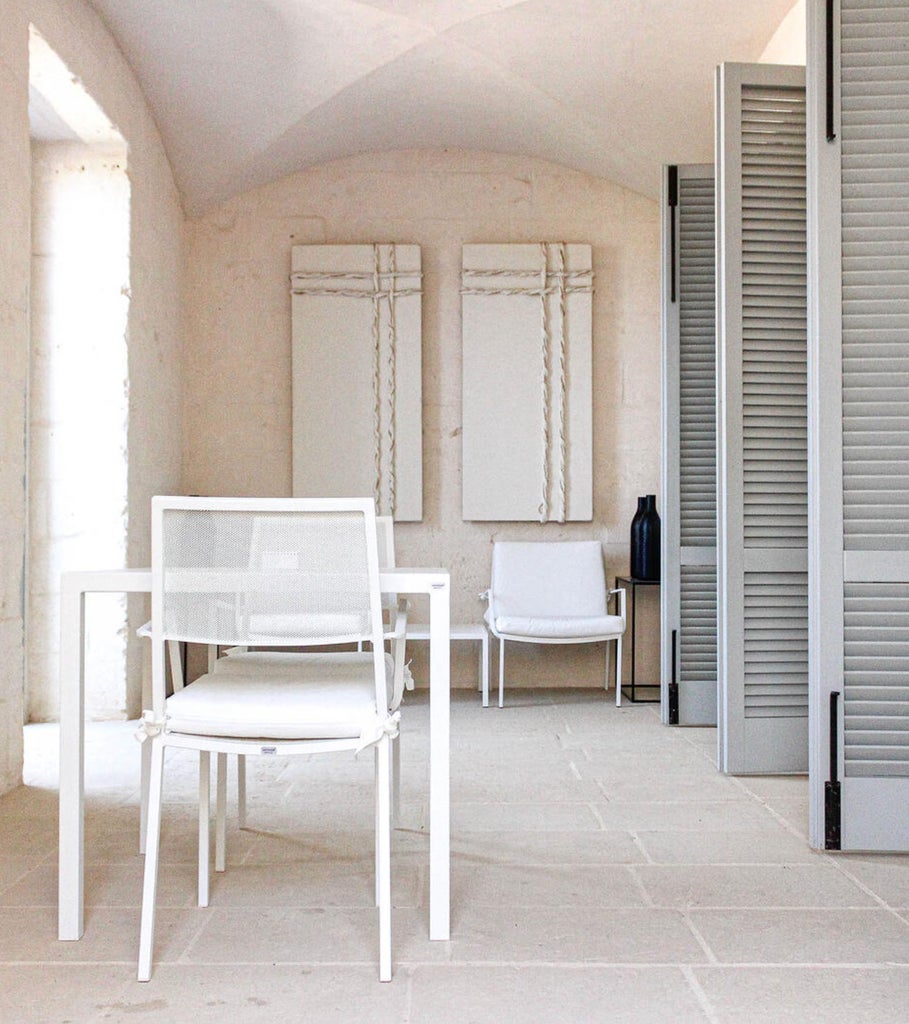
[608,587,627,625]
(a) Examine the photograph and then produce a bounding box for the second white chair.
[483,540,626,706]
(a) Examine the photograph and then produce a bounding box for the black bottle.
[630,494,660,581]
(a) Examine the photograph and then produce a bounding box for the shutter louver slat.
[679,177,718,550]
[741,84,808,551]
[744,572,809,718]
[663,166,718,726]
[719,63,808,771]
[844,583,909,778]
[680,566,718,685]
[841,7,909,551]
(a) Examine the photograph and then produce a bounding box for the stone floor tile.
[636,829,819,865]
[93,965,408,1023]
[447,906,707,963]
[410,965,712,1024]
[451,801,602,832]
[689,908,909,964]
[833,855,909,909]
[694,965,909,1024]
[451,829,648,865]
[451,863,646,907]
[636,863,878,908]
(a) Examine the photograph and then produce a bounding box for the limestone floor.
[3,689,909,1023]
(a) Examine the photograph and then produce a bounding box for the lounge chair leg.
[615,636,623,707]
[481,632,490,708]
[498,638,505,708]
[605,641,611,693]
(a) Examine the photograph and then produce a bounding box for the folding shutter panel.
[661,164,718,726]
[808,0,909,850]
[716,63,808,773]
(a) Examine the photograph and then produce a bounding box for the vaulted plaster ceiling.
[85,0,798,217]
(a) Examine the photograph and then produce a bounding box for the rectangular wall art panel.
[461,243,593,521]
[291,244,422,521]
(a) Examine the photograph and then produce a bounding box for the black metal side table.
[614,575,660,704]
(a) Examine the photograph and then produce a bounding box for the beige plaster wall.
[183,150,661,692]
[0,0,184,791]
[760,0,806,64]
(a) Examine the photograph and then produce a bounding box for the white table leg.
[428,579,450,941]
[58,581,85,940]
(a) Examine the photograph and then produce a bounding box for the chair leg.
[137,737,165,982]
[237,754,247,829]
[198,751,211,907]
[376,734,393,982]
[605,639,611,694]
[615,635,623,707]
[139,738,152,854]
[392,733,401,825]
[498,638,505,708]
[215,752,227,872]
[481,634,490,708]
[374,746,380,906]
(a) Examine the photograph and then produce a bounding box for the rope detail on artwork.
[539,243,552,523]
[461,245,589,523]
[291,247,411,518]
[555,242,568,524]
[386,244,398,516]
[372,244,383,509]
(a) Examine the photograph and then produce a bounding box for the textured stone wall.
[183,150,662,692]
[0,0,184,792]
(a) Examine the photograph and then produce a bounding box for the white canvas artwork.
[291,244,422,521]
[461,242,593,522]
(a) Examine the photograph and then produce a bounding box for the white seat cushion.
[166,651,393,739]
[486,608,624,639]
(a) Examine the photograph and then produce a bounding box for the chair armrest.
[389,598,413,705]
[608,587,627,626]
[136,623,187,692]
[385,597,409,641]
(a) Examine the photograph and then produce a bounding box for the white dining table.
[58,565,451,943]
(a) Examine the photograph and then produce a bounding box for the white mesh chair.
[482,540,626,707]
[137,496,401,982]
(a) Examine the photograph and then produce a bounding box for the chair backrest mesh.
[160,507,374,646]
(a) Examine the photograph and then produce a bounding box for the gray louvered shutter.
[661,164,718,726]
[716,62,808,774]
[808,0,909,850]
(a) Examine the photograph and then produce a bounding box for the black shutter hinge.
[825,690,841,849]
[668,165,678,303]
[668,628,679,724]
[825,0,837,142]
